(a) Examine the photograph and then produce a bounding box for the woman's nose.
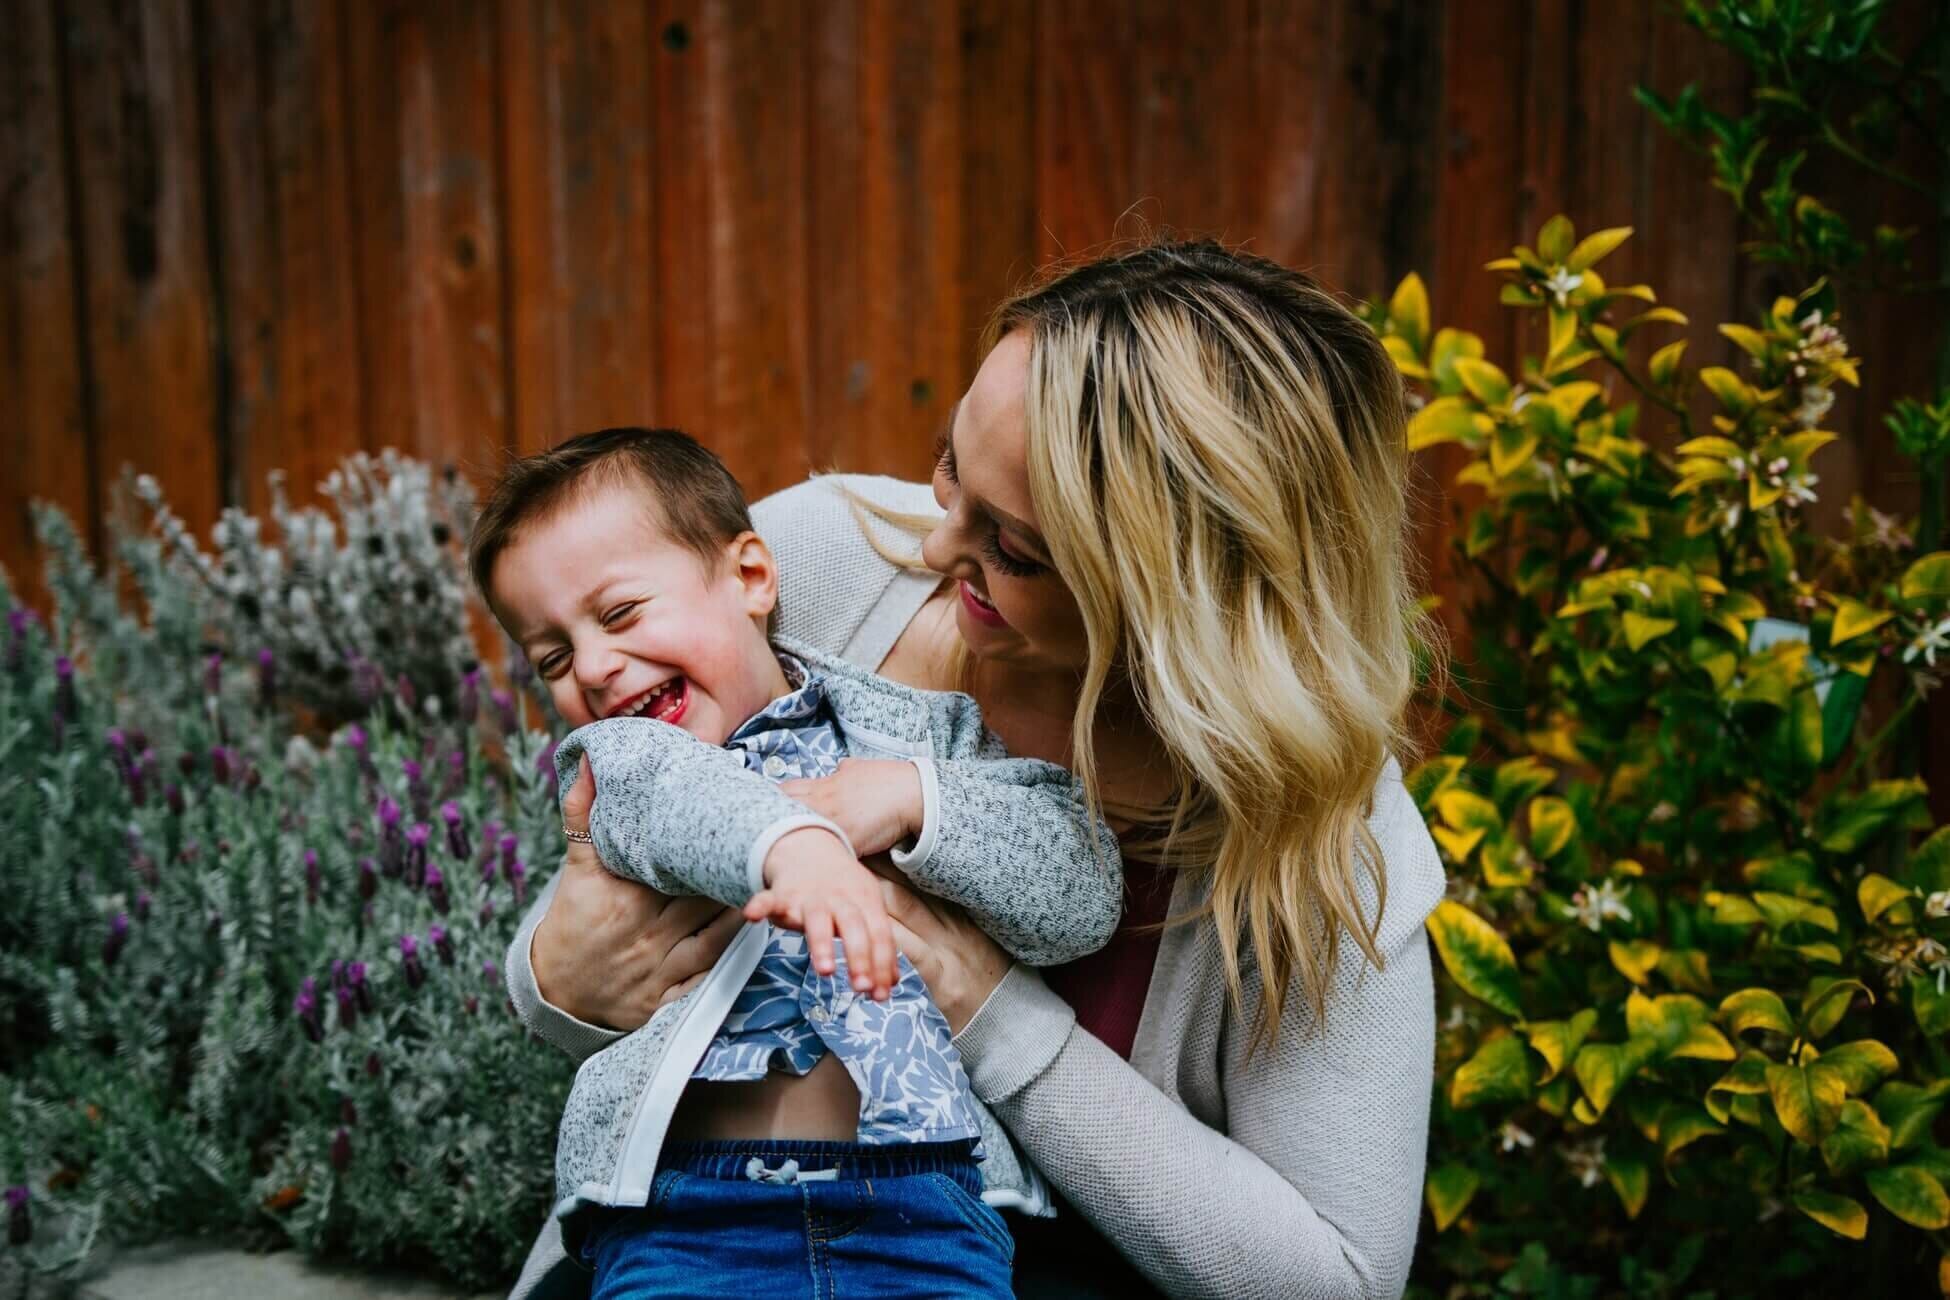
[921,501,979,580]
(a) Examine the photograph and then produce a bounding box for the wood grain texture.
[1,0,95,610]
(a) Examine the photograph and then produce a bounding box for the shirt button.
[762,755,788,778]
[807,1005,830,1023]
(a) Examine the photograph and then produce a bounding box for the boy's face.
[489,478,786,740]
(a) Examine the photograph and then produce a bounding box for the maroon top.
[1041,862,1176,1060]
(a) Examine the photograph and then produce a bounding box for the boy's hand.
[747,827,899,1001]
[777,759,922,859]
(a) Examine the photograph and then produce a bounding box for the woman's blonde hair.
[994,240,1431,1046]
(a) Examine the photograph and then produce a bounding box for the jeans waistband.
[658,1139,982,1195]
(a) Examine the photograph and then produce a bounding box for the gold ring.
[563,826,593,844]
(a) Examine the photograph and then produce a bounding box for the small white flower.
[1781,471,1818,508]
[1544,267,1584,307]
[1558,1136,1606,1188]
[1924,890,1950,920]
[1792,384,1836,430]
[1498,1121,1536,1153]
[1868,507,1913,551]
[1715,499,1744,535]
[1647,801,1678,824]
[1570,878,1634,932]
[1904,617,1950,668]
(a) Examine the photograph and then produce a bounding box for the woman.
[507,240,1446,1299]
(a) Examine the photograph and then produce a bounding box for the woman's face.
[922,330,1092,675]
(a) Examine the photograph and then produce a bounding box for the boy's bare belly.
[667,1052,861,1142]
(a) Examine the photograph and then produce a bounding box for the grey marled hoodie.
[546,634,1122,1225]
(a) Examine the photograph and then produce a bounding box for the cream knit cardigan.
[505,475,1447,1300]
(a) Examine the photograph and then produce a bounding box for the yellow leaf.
[1381,334,1431,379]
[1858,873,1917,926]
[1718,323,1771,358]
[1609,940,1663,986]
[1866,1166,1950,1230]
[1490,420,1539,479]
[1720,987,1795,1037]
[1671,1022,1737,1062]
[1603,1151,1651,1220]
[1407,397,1481,452]
[1900,552,1950,602]
[1452,357,1512,407]
[1621,611,1678,652]
[1538,214,1575,264]
[1566,226,1633,272]
[1793,1190,1869,1240]
[1699,366,1755,414]
[1649,340,1687,388]
[1768,1060,1846,1145]
[1431,824,1487,862]
[1828,597,1893,647]
[1424,1163,1479,1232]
[1389,273,1431,354]
[1426,902,1522,1018]
[1522,1009,1598,1085]
[1528,796,1577,860]
[1547,307,1578,366]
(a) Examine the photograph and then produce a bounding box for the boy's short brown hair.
[467,427,753,601]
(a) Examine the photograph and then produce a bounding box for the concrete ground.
[18,1242,502,1300]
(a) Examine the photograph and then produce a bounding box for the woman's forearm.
[505,871,625,1062]
[954,950,1433,1300]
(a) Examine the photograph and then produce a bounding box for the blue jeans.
[577,1139,1014,1299]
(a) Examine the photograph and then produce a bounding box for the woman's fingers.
[561,754,597,834]
[805,908,837,976]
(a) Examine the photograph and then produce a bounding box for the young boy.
[469,428,1123,1296]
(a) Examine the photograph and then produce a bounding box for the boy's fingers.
[742,891,775,922]
[806,910,836,975]
[867,908,896,1003]
[830,903,870,992]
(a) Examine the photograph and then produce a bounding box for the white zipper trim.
[607,918,773,1205]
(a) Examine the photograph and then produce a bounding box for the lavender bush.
[1,461,570,1291]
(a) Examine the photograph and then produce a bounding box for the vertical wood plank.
[0,0,95,611]
[649,0,715,441]
[1036,0,1137,260]
[64,0,221,541]
[342,0,415,462]
[1130,0,1253,242]
[502,0,656,457]
[806,1,961,480]
[1248,0,1334,273]
[954,0,1038,384]
[205,0,366,513]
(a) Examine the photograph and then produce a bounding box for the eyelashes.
[934,424,957,484]
[935,417,1046,578]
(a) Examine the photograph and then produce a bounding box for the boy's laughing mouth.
[607,677,689,725]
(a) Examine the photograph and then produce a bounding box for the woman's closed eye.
[981,533,1045,578]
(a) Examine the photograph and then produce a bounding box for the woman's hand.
[531,757,743,1032]
[873,866,1012,1034]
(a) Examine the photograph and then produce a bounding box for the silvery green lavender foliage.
[1,459,575,1291]
[132,452,481,724]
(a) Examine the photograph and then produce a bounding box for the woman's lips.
[959,579,1009,628]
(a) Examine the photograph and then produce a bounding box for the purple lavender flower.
[131,748,155,806]
[330,1127,353,1172]
[349,961,373,1014]
[537,740,559,795]
[6,1185,28,1246]
[243,763,261,793]
[256,648,277,710]
[351,654,384,706]
[54,655,77,720]
[440,801,470,860]
[465,995,479,1016]
[364,1051,382,1079]
[430,923,454,965]
[102,912,129,966]
[481,958,499,985]
[5,608,34,673]
[357,857,378,901]
[165,782,185,816]
[209,745,234,785]
[304,849,321,906]
[442,748,464,798]
[404,823,431,889]
[342,724,378,785]
[459,667,481,724]
[426,864,449,915]
[510,858,528,907]
[395,673,418,717]
[400,934,426,990]
[491,688,518,736]
[177,751,196,777]
[294,977,323,1042]
[498,832,519,877]
[204,651,223,696]
[403,758,431,821]
[340,1096,358,1126]
[376,797,404,877]
[135,891,152,921]
[477,899,495,924]
[335,981,358,1031]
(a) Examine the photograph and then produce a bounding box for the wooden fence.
[4,0,1943,785]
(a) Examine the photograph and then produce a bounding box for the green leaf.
[1793,1190,1868,1240]
[1435,788,1502,834]
[1721,988,1795,1038]
[1816,1040,1898,1096]
[1527,796,1576,860]
[1910,827,1950,895]
[1453,357,1512,407]
[1609,940,1664,987]
[1659,1105,1725,1163]
[1480,833,1535,888]
[1821,1099,1892,1176]
[1426,901,1523,1018]
[1572,1039,1657,1117]
[1865,1165,1950,1230]
[1899,551,1950,602]
[1538,215,1576,264]
[1698,366,1755,414]
[1546,308,1579,368]
[1389,273,1431,354]
[1874,1079,1950,1150]
[1753,891,1839,933]
[1491,756,1556,809]
[1424,1162,1479,1232]
[1449,1031,1535,1109]
[1522,1009,1597,1084]
[1566,226,1633,272]
[1767,1061,1846,1145]
[1621,611,1677,652]
[1490,419,1540,479]
[1603,1149,1651,1219]
[1710,1051,1774,1098]
[1800,978,1872,1040]
[1910,971,1950,1037]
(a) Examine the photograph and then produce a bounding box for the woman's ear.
[727,532,779,620]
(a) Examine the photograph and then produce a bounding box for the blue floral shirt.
[696,656,985,1150]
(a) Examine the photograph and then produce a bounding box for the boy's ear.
[727,532,779,619]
